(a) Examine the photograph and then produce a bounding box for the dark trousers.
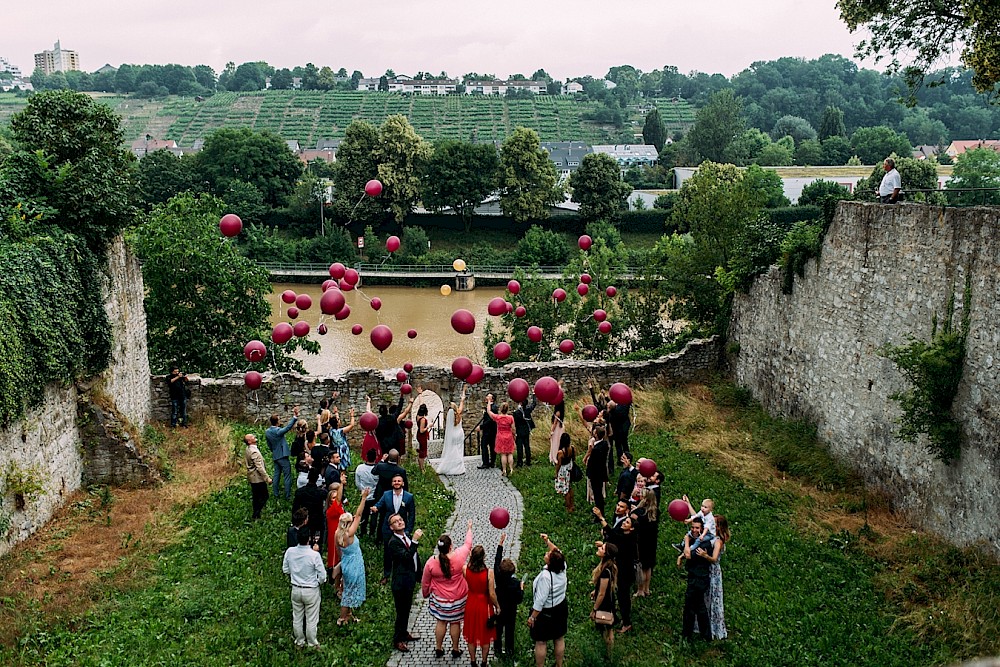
[682,576,711,639]
[250,481,268,519]
[494,608,517,657]
[611,428,630,462]
[515,433,531,466]
[617,562,634,626]
[360,498,377,537]
[480,435,496,467]
[170,398,187,427]
[591,477,606,517]
[392,585,413,643]
[382,534,392,578]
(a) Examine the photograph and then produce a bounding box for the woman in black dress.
[630,488,659,597]
[590,541,618,656]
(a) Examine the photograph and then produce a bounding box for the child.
[493,532,525,661]
[673,496,716,553]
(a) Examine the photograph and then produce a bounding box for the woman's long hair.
[636,488,658,522]
[591,542,619,588]
[437,534,453,578]
[716,515,731,543]
[417,404,428,417]
[335,512,353,547]
[468,545,487,573]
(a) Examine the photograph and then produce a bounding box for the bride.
[434,388,467,476]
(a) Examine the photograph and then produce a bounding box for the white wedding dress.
[434,408,466,476]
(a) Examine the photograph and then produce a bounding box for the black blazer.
[387,533,422,591]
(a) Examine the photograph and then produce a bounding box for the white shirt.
[694,510,717,536]
[879,168,901,196]
[392,490,404,513]
[532,565,568,611]
[394,531,419,569]
[282,545,326,588]
[355,463,376,492]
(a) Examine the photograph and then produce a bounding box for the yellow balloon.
[452,259,466,272]
[440,284,452,296]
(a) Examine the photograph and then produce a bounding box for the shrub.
[513,225,570,266]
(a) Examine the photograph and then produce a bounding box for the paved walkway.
[387,442,524,667]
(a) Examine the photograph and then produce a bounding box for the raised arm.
[453,520,475,562]
[494,532,506,573]
[397,397,415,423]
[345,488,370,539]
[342,408,356,434]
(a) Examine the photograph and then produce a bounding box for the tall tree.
[375,115,432,223]
[771,115,817,144]
[332,120,383,223]
[850,126,913,164]
[193,128,302,207]
[642,108,667,151]
[818,106,847,140]
[498,127,561,223]
[946,148,1000,204]
[421,140,500,232]
[569,153,632,222]
[137,149,195,208]
[685,89,745,163]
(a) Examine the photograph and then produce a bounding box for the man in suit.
[678,516,715,640]
[615,452,639,501]
[244,433,271,520]
[265,406,300,501]
[372,474,415,582]
[513,393,536,467]
[475,394,497,469]
[372,449,408,500]
[386,513,423,652]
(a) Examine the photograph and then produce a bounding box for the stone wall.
[731,202,1000,555]
[150,337,721,424]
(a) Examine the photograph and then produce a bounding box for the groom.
[373,474,415,582]
[387,513,423,652]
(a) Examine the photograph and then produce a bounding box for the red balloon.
[580,273,592,284]
[293,321,310,337]
[329,263,346,279]
[244,370,263,390]
[396,370,409,383]
[351,324,363,335]
[552,288,567,302]
[403,362,414,373]
[638,459,657,478]
[577,283,589,296]
[370,324,393,352]
[558,339,575,354]
[360,411,378,431]
[598,321,612,334]
[514,306,527,318]
[582,405,599,422]
[219,213,243,237]
[295,294,313,311]
[467,365,485,385]
[286,307,299,319]
[386,235,400,252]
[606,286,618,297]
[320,289,346,316]
[322,279,337,292]
[593,309,608,322]
[493,342,512,361]
[609,382,633,404]
[578,234,593,251]
[489,507,510,529]
[452,356,473,380]
[271,322,293,345]
[365,179,383,197]
[401,383,413,395]
[507,280,521,295]
[451,309,476,335]
[505,301,514,313]
[344,268,360,286]
[507,378,530,403]
[407,328,417,339]
[339,278,354,291]
[553,386,564,405]
[488,297,508,317]
[404,419,413,429]
[668,499,690,522]
[370,297,382,311]
[318,323,328,335]
[281,289,297,304]
[527,326,543,343]
[335,304,351,320]
[243,340,266,362]
[533,376,560,404]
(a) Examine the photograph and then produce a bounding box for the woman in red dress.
[487,398,517,477]
[325,482,345,589]
[463,545,499,667]
[416,403,430,473]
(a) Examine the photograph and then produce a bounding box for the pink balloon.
[598,321,612,334]
[281,289,297,304]
[507,378,530,403]
[370,297,382,311]
[489,507,510,529]
[533,376,560,404]
[351,324,363,335]
[451,309,476,335]
[360,411,378,432]
[582,405,599,422]
[606,286,617,297]
[318,323,328,335]
[286,307,299,319]
[488,297,507,317]
[219,213,243,237]
[243,340,266,362]
[396,370,408,383]
[344,268,360,286]
[593,309,608,322]
[638,459,657,478]
[514,306,526,318]
[404,419,414,429]
[452,356,473,380]
[386,235,400,252]
[609,382,633,404]
[407,329,417,339]
[244,370,263,390]
[339,278,354,291]
[293,321,310,337]
[578,234,592,251]
[466,365,485,385]
[335,304,351,320]
[552,288,567,303]
[365,179,383,197]
[577,283,589,296]
[271,322,293,345]
[580,273,592,284]
[403,362,414,373]
[559,339,575,354]
[370,324,393,352]
[527,326,542,343]
[295,294,312,311]
[329,263,346,279]
[401,383,413,395]
[668,499,689,522]
[507,280,521,295]
[320,289,346,316]
[322,279,337,292]
[493,342,512,361]
[505,301,514,313]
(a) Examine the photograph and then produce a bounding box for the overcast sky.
[8,0,877,79]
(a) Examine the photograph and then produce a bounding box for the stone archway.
[410,389,445,456]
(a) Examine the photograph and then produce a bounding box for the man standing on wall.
[244,433,272,520]
[266,406,301,502]
[878,157,901,204]
[167,366,188,427]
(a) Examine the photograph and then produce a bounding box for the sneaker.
[672,542,684,553]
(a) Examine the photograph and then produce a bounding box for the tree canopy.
[421,140,500,231]
[498,127,561,223]
[192,127,303,208]
[569,153,632,222]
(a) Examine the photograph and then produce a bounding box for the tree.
[421,140,500,232]
[855,155,938,201]
[642,108,666,151]
[270,68,293,90]
[137,149,195,208]
[685,89,745,163]
[946,148,1000,204]
[850,126,913,164]
[193,65,216,91]
[498,127,561,223]
[130,192,313,375]
[756,141,794,166]
[331,120,384,223]
[771,115,817,144]
[837,0,1000,93]
[818,106,847,140]
[569,153,632,222]
[794,139,824,166]
[797,179,852,207]
[514,225,570,266]
[193,128,303,208]
[821,136,853,165]
[723,128,771,166]
[743,165,790,208]
[375,115,432,223]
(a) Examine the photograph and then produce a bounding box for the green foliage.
[331,120,385,224]
[850,126,913,165]
[421,140,500,232]
[569,152,632,222]
[642,107,666,151]
[394,225,430,264]
[765,205,823,228]
[4,463,45,509]
[779,219,826,294]
[743,165,790,208]
[583,220,621,249]
[513,225,570,266]
[798,180,852,208]
[821,135,853,165]
[685,89,745,163]
[881,285,971,464]
[818,105,847,140]
[375,115,432,223]
[855,156,940,202]
[945,147,1000,205]
[136,149,197,209]
[771,115,817,144]
[192,127,303,208]
[793,139,824,166]
[130,192,314,375]
[499,127,561,223]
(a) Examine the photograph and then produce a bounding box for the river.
[269,283,505,376]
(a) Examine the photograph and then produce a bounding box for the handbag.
[594,610,614,625]
[570,460,584,483]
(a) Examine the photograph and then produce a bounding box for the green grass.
[0,424,454,667]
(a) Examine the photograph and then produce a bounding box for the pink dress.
[491,413,515,455]
[361,432,381,462]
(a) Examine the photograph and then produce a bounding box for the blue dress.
[339,537,366,609]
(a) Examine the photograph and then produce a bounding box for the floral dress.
[554,447,574,496]
[338,537,366,609]
[695,543,727,639]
